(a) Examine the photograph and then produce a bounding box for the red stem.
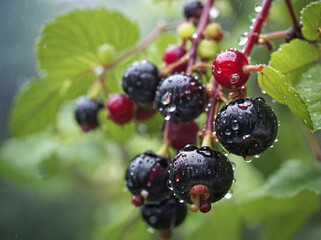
[285,0,300,30]
[242,0,272,57]
[186,0,215,75]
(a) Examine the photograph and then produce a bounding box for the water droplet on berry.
[229,73,240,84]
[162,92,171,105]
[147,226,155,234]
[209,6,220,19]
[232,179,236,183]
[175,175,180,182]
[254,154,260,159]
[231,162,236,170]
[231,120,239,130]
[255,5,262,12]
[224,129,231,135]
[94,66,104,75]
[224,190,233,199]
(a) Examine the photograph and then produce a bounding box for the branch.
[242,0,272,57]
[186,0,215,75]
[285,0,300,31]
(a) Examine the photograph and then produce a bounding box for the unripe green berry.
[204,23,223,41]
[197,39,219,59]
[177,22,196,39]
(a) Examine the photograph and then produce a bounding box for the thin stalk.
[285,0,300,31]
[186,0,215,75]
[242,0,272,57]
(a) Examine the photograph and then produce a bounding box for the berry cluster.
[73,1,280,238]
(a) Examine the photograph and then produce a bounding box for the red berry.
[106,94,134,124]
[212,49,250,89]
[199,201,211,213]
[163,45,187,73]
[167,120,199,150]
[131,195,144,207]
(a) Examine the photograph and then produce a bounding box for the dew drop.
[224,190,233,199]
[161,92,171,105]
[224,129,231,136]
[231,120,239,130]
[229,73,240,84]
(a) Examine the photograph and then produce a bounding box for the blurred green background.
[0,0,320,239]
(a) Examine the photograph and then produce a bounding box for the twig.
[285,0,300,31]
[242,0,272,57]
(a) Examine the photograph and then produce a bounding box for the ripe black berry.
[183,1,204,19]
[215,97,278,158]
[155,74,207,122]
[141,196,187,233]
[169,145,233,213]
[74,97,103,132]
[125,151,171,206]
[122,60,161,103]
[167,120,199,150]
[106,94,134,124]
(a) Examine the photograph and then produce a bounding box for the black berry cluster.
[71,1,281,239]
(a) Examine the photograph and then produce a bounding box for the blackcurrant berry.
[212,49,250,89]
[215,97,278,158]
[122,60,161,103]
[163,45,187,73]
[141,196,187,232]
[74,97,103,132]
[167,120,199,150]
[169,145,233,212]
[183,1,204,19]
[125,151,171,206]
[155,74,207,122]
[106,94,134,124]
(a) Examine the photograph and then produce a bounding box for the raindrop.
[231,120,239,130]
[232,179,236,183]
[231,162,236,170]
[255,5,262,12]
[254,154,260,159]
[167,104,176,113]
[229,73,240,84]
[209,6,220,19]
[224,129,231,136]
[161,92,171,105]
[224,190,233,199]
[149,216,157,224]
[147,227,155,234]
[94,66,104,76]
[179,199,184,203]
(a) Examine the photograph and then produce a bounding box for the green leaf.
[301,1,321,41]
[295,65,321,130]
[263,159,321,198]
[269,40,319,84]
[147,33,178,65]
[241,192,320,240]
[267,39,321,131]
[257,66,313,129]
[10,9,139,136]
[38,9,139,78]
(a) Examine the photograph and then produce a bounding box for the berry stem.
[158,121,171,158]
[284,0,300,31]
[186,0,215,75]
[258,30,291,41]
[242,0,272,57]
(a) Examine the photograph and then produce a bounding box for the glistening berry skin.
[183,1,204,19]
[75,97,103,132]
[155,74,207,122]
[141,196,187,230]
[169,145,234,204]
[106,94,134,124]
[163,45,187,73]
[125,151,171,205]
[212,49,250,89]
[215,97,278,158]
[167,120,199,150]
[122,60,161,103]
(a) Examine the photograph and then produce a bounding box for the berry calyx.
[212,49,250,89]
[141,196,187,238]
[155,74,207,122]
[215,97,278,158]
[125,151,171,205]
[197,39,219,60]
[74,97,103,132]
[163,45,187,73]
[168,145,234,213]
[177,22,196,39]
[183,1,204,19]
[122,60,161,103]
[167,120,199,150]
[106,94,134,124]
